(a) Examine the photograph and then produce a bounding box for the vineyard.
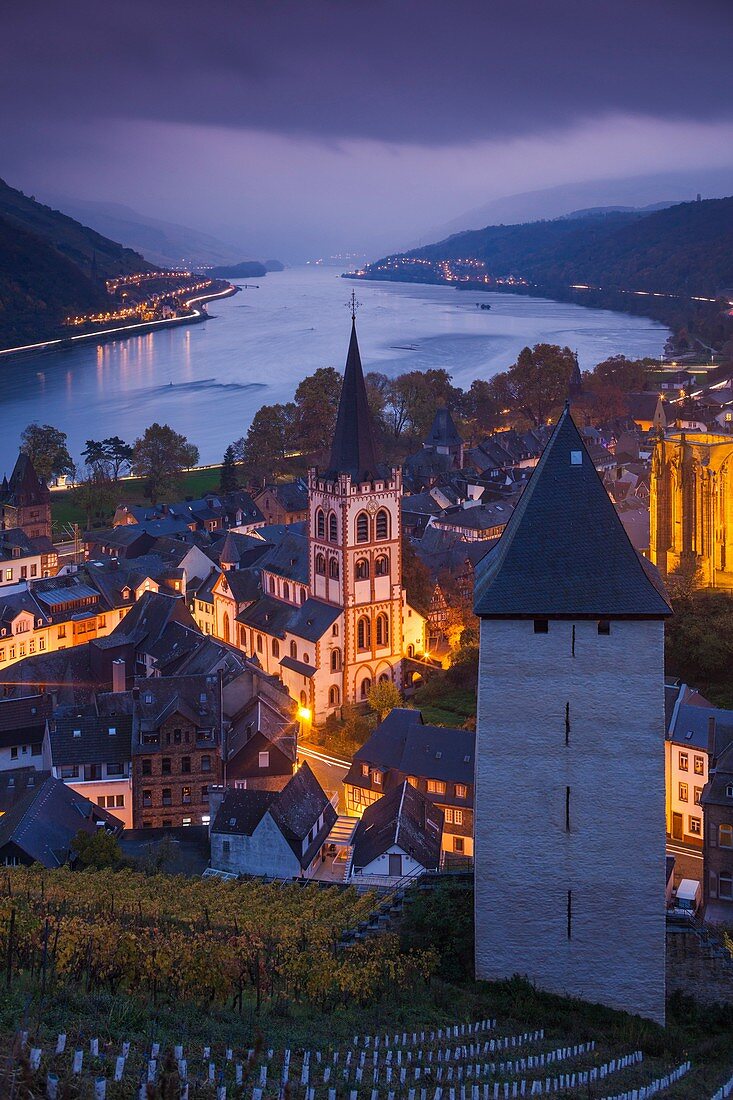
[0,867,435,1013]
[1,867,733,1098]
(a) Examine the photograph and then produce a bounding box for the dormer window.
[73,729,81,738]
[727,784,733,799]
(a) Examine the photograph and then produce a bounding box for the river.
[0,266,668,473]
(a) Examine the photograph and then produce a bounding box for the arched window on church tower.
[331,648,341,672]
[329,685,340,707]
[356,512,369,543]
[272,638,280,658]
[329,557,339,579]
[355,558,369,580]
[375,554,389,576]
[315,553,326,575]
[282,582,290,601]
[375,509,390,540]
[315,508,325,539]
[290,640,297,659]
[376,613,389,647]
[360,677,372,700]
[328,512,338,542]
[357,616,371,650]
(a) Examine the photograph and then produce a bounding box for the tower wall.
[475,617,667,1024]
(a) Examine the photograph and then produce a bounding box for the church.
[212,317,425,723]
[650,429,733,588]
[473,405,671,1025]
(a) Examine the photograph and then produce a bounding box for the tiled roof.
[51,713,133,766]
[0,694,50,750]
[352,781,443,872]
[279,655,316,678]
[0,776,122,867]
[474,407,672,619]
[345,708,474,789]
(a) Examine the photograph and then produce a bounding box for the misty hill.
[0,214,108,347]
[0,178,156,349]
[0,178,151,281]
[42,196,243,270]
[210,259,284,278]
[361,196,733,300]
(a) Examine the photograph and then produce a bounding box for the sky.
[3,0,733,262]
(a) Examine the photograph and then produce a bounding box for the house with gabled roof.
[343,708,474,857]
[209,761,337,879]
[0,775,122,868]
[0,693,51,773]
[351,780,443,880]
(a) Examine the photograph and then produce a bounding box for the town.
[1,309,732,1041]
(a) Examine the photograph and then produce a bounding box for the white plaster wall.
[211,813,301,878]
[354,844,424,877]
[475,617,667,1025]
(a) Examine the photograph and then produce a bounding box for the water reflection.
[0,266,667,473]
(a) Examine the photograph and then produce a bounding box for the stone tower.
[473,406,671,1024]
[308,319,405,705]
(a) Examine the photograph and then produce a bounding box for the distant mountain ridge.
[359,196,733,300]
[0,179,151,281]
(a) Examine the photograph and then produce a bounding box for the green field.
[51,466,223,534]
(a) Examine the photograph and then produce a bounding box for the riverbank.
[0,283,239,362]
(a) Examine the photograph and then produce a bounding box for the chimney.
[708,715,717,768]
[112,658,126,694]
[208,786,225,836]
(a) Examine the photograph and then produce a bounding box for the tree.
[72,469,117,529]
[81,436,133,481]
[293,367,342,455]
[401,534,434,617]
[383,369,461,443]
[220,444,239,494]
[233,402,296,485]
[367,679,401,721]
[131,423,199,503]
[72,828,123,870]
[460,378,505,438]
[20,422,74,482]
[503,344,577,427]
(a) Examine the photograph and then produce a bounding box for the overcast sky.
[3,0,733,260]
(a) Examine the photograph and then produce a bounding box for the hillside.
[0,178,159,348]
[363,198,733,298]
[0,214,108,347]
[0,178,152,281]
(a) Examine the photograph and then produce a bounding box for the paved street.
[297,742,351,811]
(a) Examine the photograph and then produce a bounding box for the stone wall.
[666,928,733,1005]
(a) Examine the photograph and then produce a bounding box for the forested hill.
[0,178,155,348]
[0,177,152,281]
[360,197,733,300]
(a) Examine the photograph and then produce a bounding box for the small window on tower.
[570,451,583,465]
[533,619,548,634]
[597,620,610,635]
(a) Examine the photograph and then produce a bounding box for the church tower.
[308,316,406,707]
[473,406,671,1024]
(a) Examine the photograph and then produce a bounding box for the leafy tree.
[20,422,74,482]
[233,402,296,485]
[401,533,434,617]
[503,344,576,427]
[72,469,117,529]
[591,355,652,394]
[131,422,199,503]
[368,679,401,721]
[220,444,239,494]
[665,588,733,708]
[460,378,505,437]
[72,828,123,870]
[293,367,342,454]
[81,436,133,481]
[383,369,461,442]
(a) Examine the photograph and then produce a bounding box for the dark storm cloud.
[2,0,732,144]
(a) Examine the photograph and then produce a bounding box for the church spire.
[326,316,379,482]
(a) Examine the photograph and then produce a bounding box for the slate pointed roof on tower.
[325,319,380,481]
[473,405,671,618]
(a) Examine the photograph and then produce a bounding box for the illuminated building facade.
[650,431,733,587]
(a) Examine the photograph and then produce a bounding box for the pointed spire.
[326,319,380,481]
[568,352,583,400]
[474,406,671,618]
